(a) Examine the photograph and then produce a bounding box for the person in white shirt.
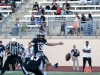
[24,42,34,64]
[82,41,92,72]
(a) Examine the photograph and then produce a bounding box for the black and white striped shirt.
[6,42,24,55]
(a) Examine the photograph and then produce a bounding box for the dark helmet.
[36,30,45,39]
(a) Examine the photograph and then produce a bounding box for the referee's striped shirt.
[6,42,24,55]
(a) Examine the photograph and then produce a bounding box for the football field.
[4,71,100,75]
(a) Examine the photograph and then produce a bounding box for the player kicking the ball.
[28,30,63,75]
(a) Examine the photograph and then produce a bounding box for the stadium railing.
[1,20,100,39]
[28,10,100,15]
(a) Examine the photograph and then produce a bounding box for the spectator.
[59,16,66,36]
[0,13,3,20]
[51,0,57,10]
[0,0,6,6]
[56,6,61,15]
[21,22,27,33]
[61,8,66,15]
[39,6,45,14]
[32,2,39,11]
[74,13,80,35]
[71,45,80,71]
[86,13,93,35]
[15,18,20,27]
[91,0,99,5]
[81,13,86,35]
[79,0,87,5]
[10,2,16,12]
[39,22,46,32]
[40,13,45,23]
[63,0,70,10]
[31,15,36,25]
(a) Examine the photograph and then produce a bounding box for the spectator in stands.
[39,6,45,14]
[63,0,70,10]
[81,13,86,35]
[10,2,16,12]
[63,0,70,14]
[61,8,66,15]
[74,13,80,35]
[32,2,39,11]
[51,0,57,10]
[15,18,20,27]
[91,0,99,5]
[0,0,6,6]
[59,16,66,36]
[79,0,87,5]
[56,6,61,15]
[31,15,36,25]
[21,22,27,33]
[39,22,46,32]
[40,13,45,23]
[0,13,3,20]
[86,13,93,35]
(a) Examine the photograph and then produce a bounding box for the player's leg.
[43,60,58,75]
[12,58,16,71]
[88,58,92,69]
[83,57,87,72]
[17,56,29,75]
[0,56,12,75]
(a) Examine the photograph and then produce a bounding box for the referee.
[0,41,5,71]
[82,41,92,72]
[0,38,29,75]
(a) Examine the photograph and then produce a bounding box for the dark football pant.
[0,57,3,70]
[23,61,43,75]
[83,57,92,71]
[1,55,29,75]
[7,58,16,71]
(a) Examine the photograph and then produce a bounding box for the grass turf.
[4,71,100,75]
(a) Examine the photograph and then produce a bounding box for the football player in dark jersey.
[24,55,45,75]
[28,30,63,75]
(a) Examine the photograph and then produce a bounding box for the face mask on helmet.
[36,30,45,39]
[37,35,45,39]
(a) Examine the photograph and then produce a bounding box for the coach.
[82,41,92,72]
[0,38,29,75]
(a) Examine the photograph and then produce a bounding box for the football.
[65,53,71,61]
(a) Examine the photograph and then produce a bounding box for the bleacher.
[1,0,100,36]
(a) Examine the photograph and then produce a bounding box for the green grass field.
[4,71,100,75]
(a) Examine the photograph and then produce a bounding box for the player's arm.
[45,42,63,46]
[28,39,35,56]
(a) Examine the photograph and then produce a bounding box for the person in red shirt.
[56,6,61,15]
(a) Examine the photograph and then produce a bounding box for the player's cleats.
[54,63,58,68]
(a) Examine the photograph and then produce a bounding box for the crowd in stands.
[0,0,99,36]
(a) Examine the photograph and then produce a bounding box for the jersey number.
[38,45,43,51]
